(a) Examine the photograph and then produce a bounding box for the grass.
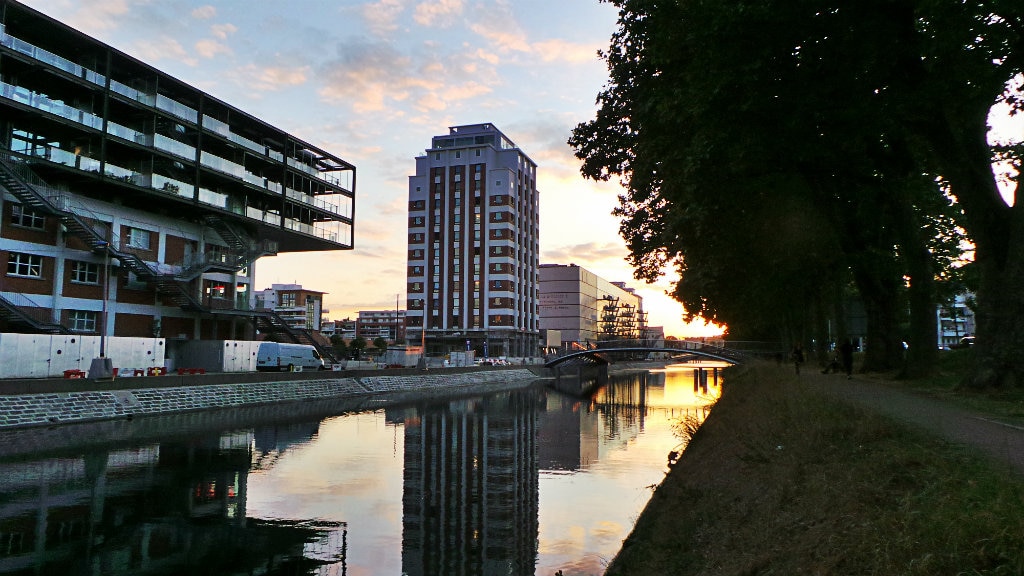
[601,362,1024,576]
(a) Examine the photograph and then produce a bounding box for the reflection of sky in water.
[241,364,722,575]
[244,412,406,574]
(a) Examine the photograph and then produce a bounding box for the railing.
[0,291,65,332]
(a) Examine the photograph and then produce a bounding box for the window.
[7,253,42,277]
[70,310,97,332]
[281,293,296,306]
[71,261,100,284]
[10,205,44,229]
[127,227,151,250]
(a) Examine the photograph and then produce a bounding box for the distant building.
[256,284,326,332]
[538,264,646,348]
[937,293,976,349]
[356,309,406,342]
[336,318,358,341]
[406,124,540,357]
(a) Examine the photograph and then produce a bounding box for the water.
[0,363,723,575]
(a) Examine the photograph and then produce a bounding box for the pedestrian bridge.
[543,340,750,369]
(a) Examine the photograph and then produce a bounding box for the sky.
[21,0,726,338]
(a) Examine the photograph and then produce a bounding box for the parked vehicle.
[256,342,325,371]
[951,336,975,349]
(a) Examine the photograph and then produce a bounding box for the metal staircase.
[0,150,334,360]
[0,293,72,334]
[252,309,337,363]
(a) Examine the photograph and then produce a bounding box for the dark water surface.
[0,363,722,575]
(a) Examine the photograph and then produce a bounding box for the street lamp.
[100,241,109,358]
[88,240,114,379]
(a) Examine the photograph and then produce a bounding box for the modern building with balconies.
[407,124,540,358]
[0,0,354,354]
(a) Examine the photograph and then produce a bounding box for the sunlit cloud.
[32,0,133,33]
[210,23,237,40]
[413,0,463,27]
[360,0,406,37]
[469,18,530,54]
[533,38,603,64]
[195,39,231,59]
[130,36,198,66]
[230,63,309,91]
[542,242,628,265]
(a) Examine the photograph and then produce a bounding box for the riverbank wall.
[0,367,547,430]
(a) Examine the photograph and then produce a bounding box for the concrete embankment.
[0,367,547,430]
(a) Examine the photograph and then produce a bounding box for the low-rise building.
[538,263,646,348]
[357,310,406,343]
[256,284,326,332]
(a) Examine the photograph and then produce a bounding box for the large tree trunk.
[924,110,1023,388]
[848,261,904,372]
[967,237,1024,388]
[891,183,939,378]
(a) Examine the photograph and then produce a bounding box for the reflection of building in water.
[399,390,540,576]
[251,421,322,470]
[0,429,345,575]
[537,391,599,470]
[538,371,671,471]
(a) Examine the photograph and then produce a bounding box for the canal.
[0,362,724,575]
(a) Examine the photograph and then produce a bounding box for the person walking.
[790,344,805,375]
[839,338,854,379]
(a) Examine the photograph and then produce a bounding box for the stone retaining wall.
[0,369,540,429]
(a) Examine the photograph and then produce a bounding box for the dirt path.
[806,371,1024,475]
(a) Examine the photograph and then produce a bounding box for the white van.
[256,342,325,372]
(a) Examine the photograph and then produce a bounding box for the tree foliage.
[571,0,1022,383]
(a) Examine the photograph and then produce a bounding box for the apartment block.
[256,284,326,332]
[0,1,354,353]
[407,124,540,357]
[356,309,406,342]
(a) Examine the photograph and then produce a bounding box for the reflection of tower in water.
[401,390,541,576]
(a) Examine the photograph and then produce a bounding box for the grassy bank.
[604,361,1024,575]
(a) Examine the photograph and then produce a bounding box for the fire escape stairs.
[0,152,331,359]
[0,294,72,334]
[0,152,206,312]
[252,309,337,364]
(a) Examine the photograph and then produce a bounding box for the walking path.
[808,371,1024,475]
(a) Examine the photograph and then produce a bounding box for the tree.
[372,337,388,357]
[349,336,367,360]
[330,334,348,359]
[571,0,1018,382]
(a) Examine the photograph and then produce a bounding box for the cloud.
[542,242,628,265]
[469,18,530,55]
[210,23,238,40]
[129,36,197,66]
[23,0,132,34]
[195,39,232,59]
[360,0,406,37]
[191,5,216,20]
[316,39,441,112]
[413,0,464,27]
[532,38,603,64]
[230,64,310,91]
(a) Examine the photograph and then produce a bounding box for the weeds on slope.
[605,363,1024,575]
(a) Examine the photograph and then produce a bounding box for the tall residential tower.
[407,124,539,358]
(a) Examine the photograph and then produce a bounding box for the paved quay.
[0,366,547,430]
